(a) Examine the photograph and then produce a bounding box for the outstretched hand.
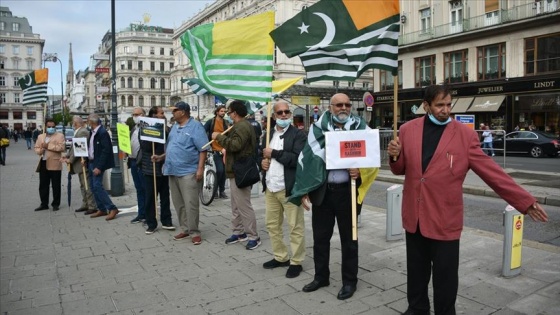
[526,202,548,222]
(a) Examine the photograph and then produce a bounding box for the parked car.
[492,130,560,158]
[56,127,74,149]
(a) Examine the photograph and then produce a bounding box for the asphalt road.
[491,154,560,173]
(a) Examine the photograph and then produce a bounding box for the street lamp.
[42,53,65,129]
[110,0,124,196]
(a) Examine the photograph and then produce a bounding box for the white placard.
[325,129,380,170]
[139,117,166,144]
[72,138,89,157]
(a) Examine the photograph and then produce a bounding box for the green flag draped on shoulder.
[288,111,378,206]
[180,12,274,102]
[270,0,399,82]
[18,69,49,105]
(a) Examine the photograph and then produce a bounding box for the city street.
[1,141,559,315]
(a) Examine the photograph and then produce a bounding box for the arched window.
[138,78,144,89]
[120,95,126,107]
[160,78,165,90]
[128,95,133,107]
[160,96,165,106]
[150,96,156,106]
[139,95,144,107]
[120,77,125,88]
[150,78,156,89]
[127,77,133,88]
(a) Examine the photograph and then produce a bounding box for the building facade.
[0,6,46,131]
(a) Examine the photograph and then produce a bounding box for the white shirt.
[89,125,100,160]
[265,126,287,193]
[42,136,50,160]
[130,127,140,159]
[482,130,493,143]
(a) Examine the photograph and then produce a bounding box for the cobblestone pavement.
[1,142,559,314]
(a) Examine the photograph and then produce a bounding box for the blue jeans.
[482,142,494,156]
[129,159,146,219]
[26,138,32,149]
[213,152,226,193]
[88,163,117,212]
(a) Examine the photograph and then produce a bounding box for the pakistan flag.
[270,0,399,82]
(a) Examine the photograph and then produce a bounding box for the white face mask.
[133,116,140,124]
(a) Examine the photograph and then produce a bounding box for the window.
[13,76,19,86]
[160,96,165,106]
[150,47,155,55]
[13,46,20,54]
[120,77,125,88]
[160,47,165,55]
[362,82,369,89]
[0,76,4,86]
[12,22,19,31]
[160,78,165,90]
[26,60,33,70]
[138,61,143,70]
[477,43,506,80]
[128,95,133,107]
[121,95,126,107]
[123,46,129,53]
[169,62,174,69]
[13,111,22,119]
[0,110,7,119]
[150,78,156,89]
[484,0,499,26]
[15,93,20,103]
[0,60,4,69]
[420,8,431,33]
[0,93,5,104]
[348,81,354,88]
[138,46,143,54]
[380,61,403,90]
[120,61,125,70]
[449,0,463,33]
[139,95,144,107]
[150,62,155,71]
[13,59,19,69]
[127,60,132,70]
[444,49,468,83]
[0,45,4,54]
[150,96,156,106]
[415,56,436,87]
[127,77,133,88]
[170,49,174,56]
[27,46,33,55]
[333,80,339,87]
[160,62,164,71]
[27,111,36,119]
[138,78,144,89]
[525,33,560,76]
[0,22,4,31]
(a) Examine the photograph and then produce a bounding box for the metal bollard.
[502,205,524,278]
[386,184,404,241]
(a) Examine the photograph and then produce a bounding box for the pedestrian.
[0,125,10,165]
[85,113,120,221]
[293,93,367,300]
[33,118,65,211]
[481,124,495,156]
[387,84,549,315]
[152,102,206,244]
[128,107,147,224]
[204,105,229,199]
[212,100,261,250]
[260,100,307,278]
[142,106,175,234]
[62,116,96,214]
[13,130,19,142]
[24,127,33,150]
[247,112,263,158]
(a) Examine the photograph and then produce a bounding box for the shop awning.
[467,95,506,112]
[451,97,474,113]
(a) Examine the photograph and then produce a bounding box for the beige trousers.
[229,179,258,240]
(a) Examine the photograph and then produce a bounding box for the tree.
[53,106,72,127]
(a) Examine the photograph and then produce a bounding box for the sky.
[3,0,215,95]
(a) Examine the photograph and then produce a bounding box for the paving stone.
[9,273,58,292]
[61,295,116,314]
[111,287,167,311]
[359,267,407,291]
[202,294,256,314]
[507,293,560,315]
[7,303,63,315]
[234,297,299,314]
[361,288,406,308]
[462,282,520,309]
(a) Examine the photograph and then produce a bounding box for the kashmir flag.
[288,111,378,206]
[181,78,228,104]
[270,0,399,82]
[180,12,274,102]
[18,69,48,105]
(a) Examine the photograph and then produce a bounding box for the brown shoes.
[84,209,97,215]
[173,232,189,240]
[90,210,107,218]
[105,209,120,221]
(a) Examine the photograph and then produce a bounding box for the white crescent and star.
[24,74,32,87]
[298,22,309,34]
[305,12,336,51]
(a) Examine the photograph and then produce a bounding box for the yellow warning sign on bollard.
[510,214,524,269]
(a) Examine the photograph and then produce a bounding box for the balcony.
[399,1,559,46]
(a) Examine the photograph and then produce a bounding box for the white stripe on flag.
[305,69,360,80]
[206,59,271,67]
[210,79,272,88]
[207,69,272,77]
[301,44,398,58]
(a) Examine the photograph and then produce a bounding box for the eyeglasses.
[132,113,142,117]
[333,103,352,108]
[275,110,291,116]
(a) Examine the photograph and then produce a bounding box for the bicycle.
[199,152,218,206]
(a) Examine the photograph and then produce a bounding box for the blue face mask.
[46,127,56,135]
[332,113,349,124]
[428,113,451,125]
[275,118,291,128]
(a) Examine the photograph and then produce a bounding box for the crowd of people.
[18,86,550,312]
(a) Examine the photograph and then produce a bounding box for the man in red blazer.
[388,85,548,315]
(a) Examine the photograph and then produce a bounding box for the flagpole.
[392,76,398,161]
[351,179,358,240]
[265,101,273,150]
[152,142,159,221]
[201,113,250,150]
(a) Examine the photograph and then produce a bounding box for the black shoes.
[52,206,60,211]
[34,205,49,211]
[263,259,290,269]
[302,279,330,292]
[75,207,87,212]
[286,265,302,278]
[337,285,356,300]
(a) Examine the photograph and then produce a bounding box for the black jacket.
[204,116,229,142]
[261,125,306,197]
[90,125,115,172]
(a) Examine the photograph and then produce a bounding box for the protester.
[388,84,549,315]
[62,116,97,214]
[293,93,366,300]
[142,106,175,234]
[204,105,229,199]
[24,127,33,150]
[0,125,9,165]
[212,100,261,250]
[260,100,306,278]
[128,107,147,224]
[85,114,120,220]
[152,102,206,244]
[33,118,65,211]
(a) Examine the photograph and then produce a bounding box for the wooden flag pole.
[36,102,48,172]
[351,178,358,240]
[152,142,159,220]
[265,102,273,150]
[392,75,399,161]
[201,125,234,150]
[81,157,89,191]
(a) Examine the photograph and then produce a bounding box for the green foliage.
[53,106,73,127]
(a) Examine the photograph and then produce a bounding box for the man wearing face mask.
[34,118,65,211]
[128,107,147,223]
[388,85,549,315]
[260,100,307,278]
